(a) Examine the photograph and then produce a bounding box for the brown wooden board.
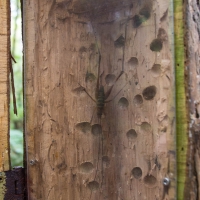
[0,0,10,172]
[24,0,176,199]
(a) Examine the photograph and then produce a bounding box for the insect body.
[79,69,124,121]
[79,36,124,121]
[96,86,105,118]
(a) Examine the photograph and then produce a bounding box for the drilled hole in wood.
[114,36,125,48]
[105,74,116,86]
[102,156,110,168]
[139,5,151,20]
[91,124,102,136]
[118,97,129,108]
[157,28,168,41]
[128,57,139,69]
[79,46,87,53]
[151,64,161,77]
[85,72,96,83]
[142,86,157,100]
[133,94,143,106]
[75,122,91,134]
[144,175,157,187]
[126,129,137,139]
[141,122,152,132]
[132,167,142,179]
[150,39,163,52]
[87,181,99,191]
[132,15,143,28]
[79,162,94,173]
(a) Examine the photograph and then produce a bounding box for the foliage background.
[10,0,23,167]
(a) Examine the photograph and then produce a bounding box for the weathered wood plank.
[0,0,10,172]
[24,0,176,199]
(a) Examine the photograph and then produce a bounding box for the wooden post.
[0,0,10,172]
[24,0,176,199]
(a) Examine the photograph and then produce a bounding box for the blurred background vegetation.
[10,0,23,167]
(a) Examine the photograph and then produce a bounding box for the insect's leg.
[104,15,128,101]
[91,22,102,100]
[78,83,96,102]
[105,72,135,103]
[105,84,126,103]
[90,107,96,124]
[104,70,124,100]
[89,118,101,200]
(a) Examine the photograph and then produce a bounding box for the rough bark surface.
[24,0,176,199]
[0,0,10,172]
[187,0,200,199]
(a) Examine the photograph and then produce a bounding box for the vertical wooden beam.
[25,0,176,199]
[0,0,10,172]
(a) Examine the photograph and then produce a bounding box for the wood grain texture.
[0,0,10,172]
[24,0,176,199]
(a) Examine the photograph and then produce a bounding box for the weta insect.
[79,27,125,122]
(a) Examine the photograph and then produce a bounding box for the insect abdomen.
[97,87,105,118]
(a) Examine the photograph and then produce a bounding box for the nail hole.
[91,124,102,136]
[87,181,99,191]
[144,175,157,187]
[114,35,125,48]
[151,64,161,77]
[79,162,94,173]
[131,167,142,179]
[133,94,143,106]
[105,74,116,86]
[75,122,91,134]
[150,39,163,52]
[126,129,137,140]
[102,156,110,168]
[118,97,129,108]
[142,86,157,100]
[141,122,152,132]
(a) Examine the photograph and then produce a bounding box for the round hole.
[102,156,110,168]
[114,36,125,48]
[126,129,137,140]
[75,122,91,134]
[87,181,99,191]
[105,74,116,86]
[91,124,102,136]
[79,162,94,173]
[85,72,96,83]
[133,15,144,28]
[131,167,142,179]
[151,64,161,77]
[118,97,129,108]
[141,122,152,132]
[150,39,163,52]
[142,86,157,100]
[144,175,157,187]
[133,94,143,106]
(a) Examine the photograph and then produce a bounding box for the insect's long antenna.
[122,21,128,72]
[91,22,101,94]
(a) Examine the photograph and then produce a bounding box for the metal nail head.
[163,177,170,186]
